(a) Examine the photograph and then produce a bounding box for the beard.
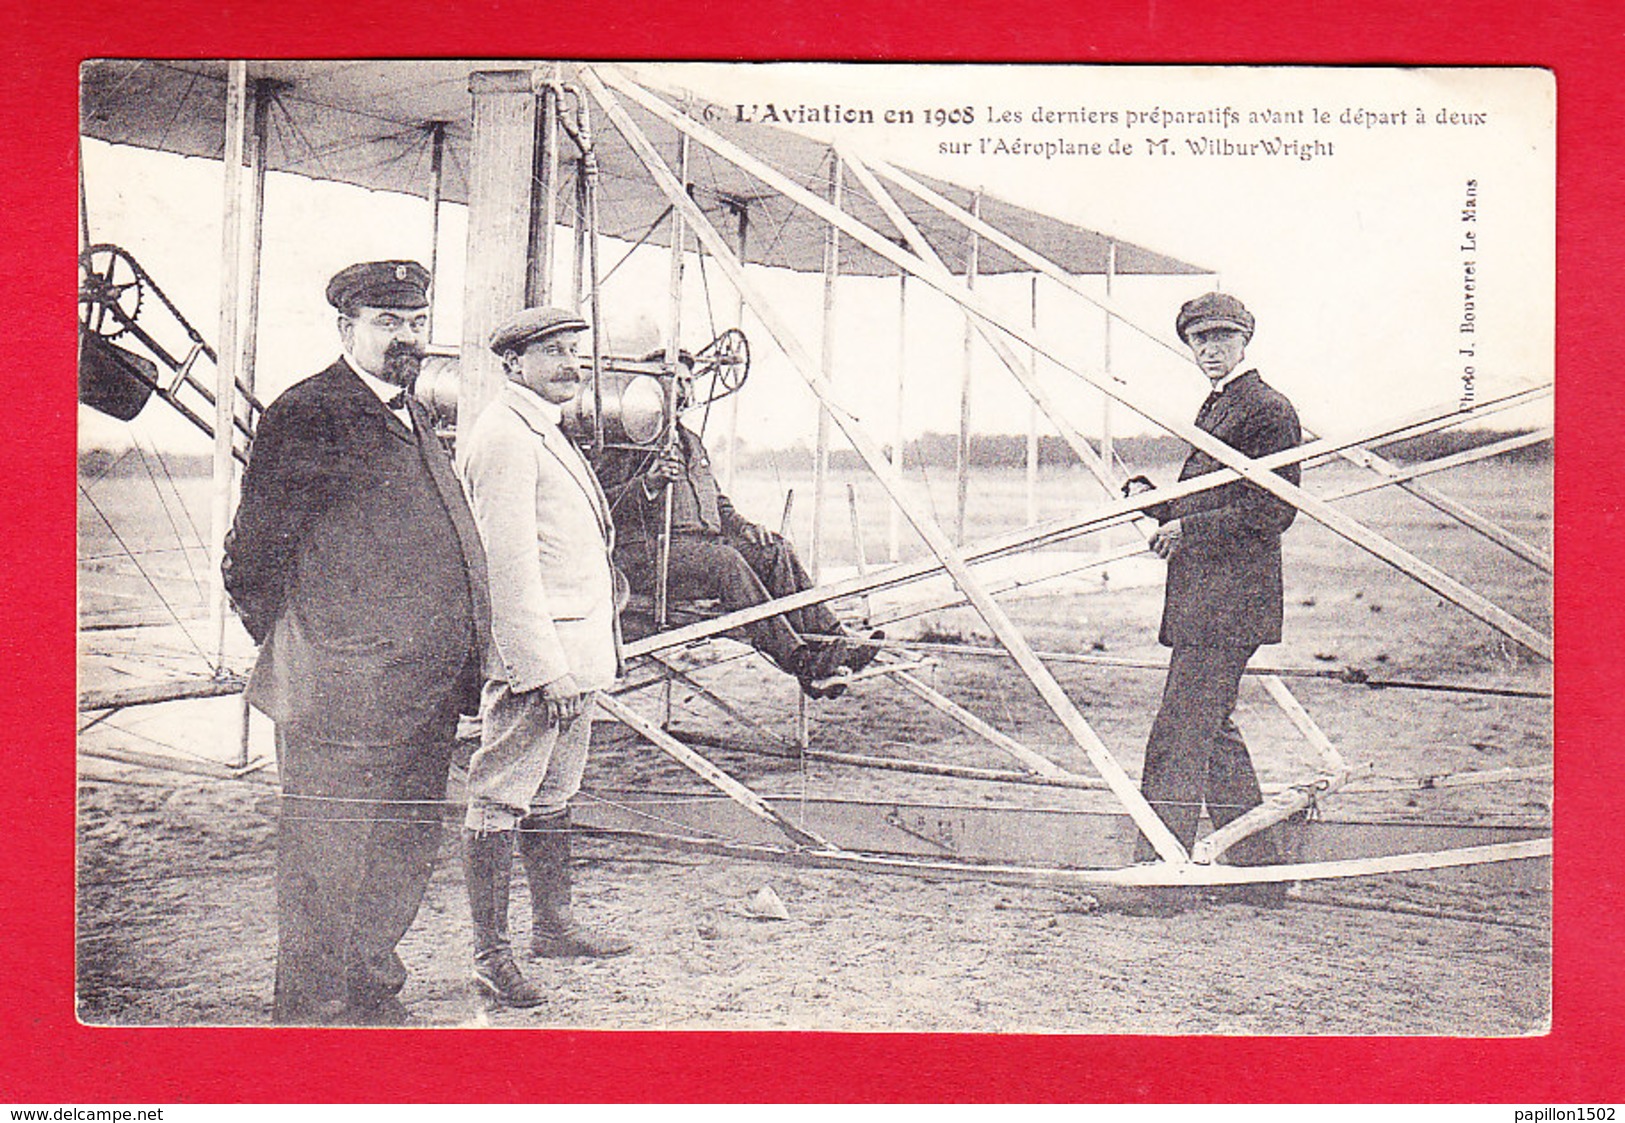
[379,342,425,388]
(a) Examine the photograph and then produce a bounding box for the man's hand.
[738,522,780,549]
[642,446,685,490]
[1121,474,1156,498]
[1149,518,1184,560]
[538,674,588,724]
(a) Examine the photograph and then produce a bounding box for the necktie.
[386,390,414,429]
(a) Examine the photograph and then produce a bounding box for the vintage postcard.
[76,61,1552,1036]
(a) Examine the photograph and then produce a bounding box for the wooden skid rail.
[578,827,1551,890]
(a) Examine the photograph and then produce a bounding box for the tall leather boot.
[462,828,544,1006]
[517,810,632,959]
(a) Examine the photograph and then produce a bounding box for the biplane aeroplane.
[77,60,1553,898]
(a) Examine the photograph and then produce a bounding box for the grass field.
[75,452,1554,1032]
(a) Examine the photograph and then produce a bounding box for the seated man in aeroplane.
[594,351,878,699]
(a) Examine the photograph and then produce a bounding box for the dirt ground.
[75,459,1553,1033]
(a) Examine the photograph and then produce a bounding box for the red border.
[9,0,1619,1103]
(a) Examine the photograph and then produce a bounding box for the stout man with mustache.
[224,261,489,1024]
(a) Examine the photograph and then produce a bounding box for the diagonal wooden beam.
[843,143,1344,774]
[596,77,1549,661]
[840,144,1120,500]
[1326,439,1552,571]
[597,693,835,850]
[868,156,1554,575]
[586,67,1192,862]
[1323,427,1551,502]
[620,378,1550,663]
[887,667,1081,782]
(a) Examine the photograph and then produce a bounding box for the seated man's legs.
[648,533,807,674]
[730,533,839,637]
[732,533,878,674]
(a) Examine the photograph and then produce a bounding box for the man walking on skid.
[1129,292,1302,907]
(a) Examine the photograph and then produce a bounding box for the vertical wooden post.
[426,121,446,342]
[656,122,689,637]
[78,138,90,248]
[460,71,539,439]
[570,161,587,313]
[890,271,907,562]
[723,203,749,491]
[1102,240,1117,473]
[241,78,272,429]
[1100,241,1117,555]
[656,116,690,730]
[1025,274,1039,527]
[955,189,981,545]
[530,78,561,307]
[811,151,842,582]
[236,76,273,767]
[209,61,248,674]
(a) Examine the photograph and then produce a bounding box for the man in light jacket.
[457,306,631,1009]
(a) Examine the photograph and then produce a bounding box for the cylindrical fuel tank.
[411,355,666,449]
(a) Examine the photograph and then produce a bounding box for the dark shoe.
[473,952,545,1008]
[839,629,884,674]
[517,810,635,960]
[463,827,518,963]
[816,639,855,698]
[809,637,850,679]
[532,923,633,960]
[792,642,846,699]
[799,676,847,700]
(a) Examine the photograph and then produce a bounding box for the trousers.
[272,698,459,1024]
[1138,643,1278,864]
[624,531,841,671]
[465,678,596,833]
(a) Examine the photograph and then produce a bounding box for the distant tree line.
[79,426,1548,479]
[733,427,1550,473]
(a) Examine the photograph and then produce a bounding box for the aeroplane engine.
[561,370,666,447]
[410,352,666,448]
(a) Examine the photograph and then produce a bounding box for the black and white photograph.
[75,61,1554,1033]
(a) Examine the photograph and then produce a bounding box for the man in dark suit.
[1127,292,1301,904]
[595,355,876,699]
[223,261,489,1024]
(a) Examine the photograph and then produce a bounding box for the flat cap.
[489,306,590,355]
[1176,292,1255,343]
[326,260,431,314]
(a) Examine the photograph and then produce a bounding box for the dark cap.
[489,307,590,355]
[1176,292,1255,343]
[326,261,431,315]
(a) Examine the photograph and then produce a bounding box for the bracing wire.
[78,483,212,666]
[130,434,210,609]
[155,71,202,157]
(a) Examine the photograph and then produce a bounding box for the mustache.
[380,343,425,386]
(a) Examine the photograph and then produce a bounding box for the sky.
[79,63,1555,456]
